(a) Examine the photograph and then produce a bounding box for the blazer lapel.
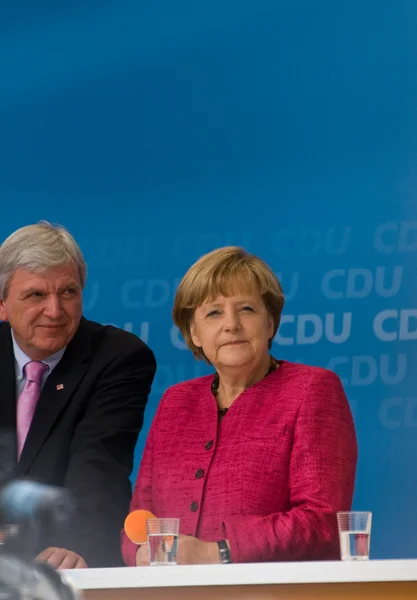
[0,323,19,476]
[18,318,91,475]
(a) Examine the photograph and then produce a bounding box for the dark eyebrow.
[58,282,80,292]
[21,287,45,297]
[20,283,80,298]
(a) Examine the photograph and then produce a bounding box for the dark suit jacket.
[0,317,156,567]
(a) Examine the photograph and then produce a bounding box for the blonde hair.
[0,221,87,299]
[173,246,285,360]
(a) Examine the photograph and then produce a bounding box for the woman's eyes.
[206,306,254,317]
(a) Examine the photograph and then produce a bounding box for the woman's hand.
[177,535,220,565]
[135,543,150,566]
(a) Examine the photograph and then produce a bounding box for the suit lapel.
[0,323,18,428]
[0,323,18,475]
[18,318,92,475]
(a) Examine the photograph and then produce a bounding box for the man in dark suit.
[0,221,156,569]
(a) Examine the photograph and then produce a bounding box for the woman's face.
[190,287,274,370]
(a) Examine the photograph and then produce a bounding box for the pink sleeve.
[223,370,357,562]
[121,393,167,566]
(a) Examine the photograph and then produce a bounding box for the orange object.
[124,509,156,543]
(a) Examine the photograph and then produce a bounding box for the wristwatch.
[216,540,232,564]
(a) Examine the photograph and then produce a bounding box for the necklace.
[212,356,278,417]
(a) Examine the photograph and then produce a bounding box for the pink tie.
[16,361,49,459]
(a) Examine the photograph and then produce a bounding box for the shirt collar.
[11,330,66,382]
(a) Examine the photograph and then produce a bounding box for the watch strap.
[217,540,232,564]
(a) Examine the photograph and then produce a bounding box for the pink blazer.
[122,361,357,565]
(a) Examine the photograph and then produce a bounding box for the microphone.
[124,509,156,543]
[0,480,73,528]
[0,554,80,600]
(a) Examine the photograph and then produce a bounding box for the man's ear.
[0,300,8,322]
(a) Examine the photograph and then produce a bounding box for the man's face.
[0,264,83,360]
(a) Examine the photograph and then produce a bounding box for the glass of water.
[146,518,180,566]
[337,511,372,560]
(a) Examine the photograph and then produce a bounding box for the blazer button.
[204,440,213,450]
[195,468,204,479]
[190,501,199,512]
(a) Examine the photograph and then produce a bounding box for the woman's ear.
[190,322,202,348]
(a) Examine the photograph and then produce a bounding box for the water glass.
[337,511,372,560]
[146,518,180,566]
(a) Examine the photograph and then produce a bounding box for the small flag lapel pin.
[56,384,64,391]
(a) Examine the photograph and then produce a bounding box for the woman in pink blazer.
[122,247,357,566]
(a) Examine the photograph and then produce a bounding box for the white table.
[67,559,417,600]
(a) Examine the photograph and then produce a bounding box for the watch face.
[217,541,232,563]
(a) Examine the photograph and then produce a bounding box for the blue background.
[1,1,416,558]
